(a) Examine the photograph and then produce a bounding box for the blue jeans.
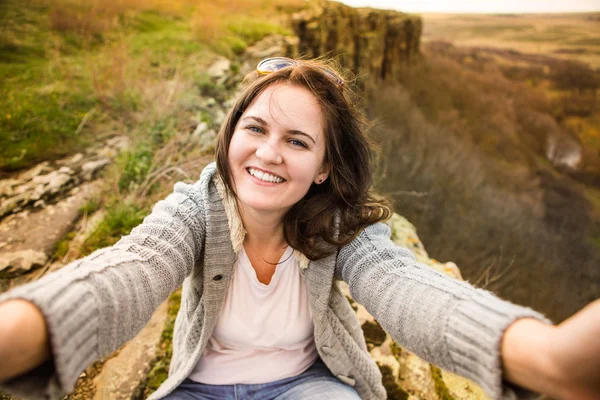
[161,358,360,399]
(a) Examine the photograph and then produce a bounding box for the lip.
[246,166,286,181]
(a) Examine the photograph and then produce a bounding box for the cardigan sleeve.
[335,222,553,400]
[0,180,206,400]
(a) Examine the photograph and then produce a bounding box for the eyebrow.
[242,116,317,144]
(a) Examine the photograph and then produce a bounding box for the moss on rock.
[378,364,409,400]
[362,319,387,349]
[431,365,456,400]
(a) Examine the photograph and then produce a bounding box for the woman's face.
[228,83,329,218]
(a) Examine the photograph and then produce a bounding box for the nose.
[256,139,282,164]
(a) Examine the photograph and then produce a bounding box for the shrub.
[550,60,600,92]
[118,145,153,192]
[367,82,597,322]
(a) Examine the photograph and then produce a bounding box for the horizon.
[337,0,600,14]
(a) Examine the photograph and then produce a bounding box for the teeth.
[248,168,284,183]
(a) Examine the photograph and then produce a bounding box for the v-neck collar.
[214,172,310,270]
[239,245,294,289]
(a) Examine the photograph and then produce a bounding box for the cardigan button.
[336,375,356,387]
[320,345,333,356]
[213,274,223,281]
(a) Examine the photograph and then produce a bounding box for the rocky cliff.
[290,0,421,83]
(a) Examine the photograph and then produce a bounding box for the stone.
[0,193,27,218]
[338,213,491,399]
[33,199,46,208]
[291,1,421,86]
[81,159,110,181]
[106,136,130,151]
[255,45,283,59]
[47,171,73,194]
[0,181,103,289]
[59,166,75,175]
[213,109,226,127]
[207,58,231,79]
[0,178,19,198]
[193,122,209,137]
[0,249,48,277]
[69,153,85,164]
[198,129,217,153]
[204,97,217,108]
[18,161,51,183]
[93,301,169,400]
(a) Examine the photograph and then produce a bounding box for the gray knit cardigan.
[0,163,551,400]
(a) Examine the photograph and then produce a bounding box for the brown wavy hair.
[215,58,391,260]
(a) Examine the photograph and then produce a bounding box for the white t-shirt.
[188,245,318,384]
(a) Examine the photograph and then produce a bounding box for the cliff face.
[291,1,421,83]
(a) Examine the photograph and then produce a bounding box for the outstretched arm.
[502,300,600,400]
[0,178,207,399]
[336,222,554,399]
[0,299,51,382]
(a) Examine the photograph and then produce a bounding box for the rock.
[0,181,103,289]
[27,170,74,198]
[204,97,217,108]
[255,45,282,59]
[0,249,48,278]
[546,131,583,171]
[30,183,47,201]
[18,161,51,182]
[81,158,110,181]
[33,199,46,208]
[47,171,74,194]
[207,58,231,79]
[244,34,289,61]
[193,122,209,137]
[93,301,169,400]
[291,2,421,85]
[96,146,118,159]
[198,129,218,153]
[0,193,27,218]
[106,136,130,151]
[59,166,75,175]
[213,109,226,127]
[0,178,19,198]
[223,95,239,109]
[339,213,491,399]
[69,153,85,164]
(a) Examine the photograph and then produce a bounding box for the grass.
[79,200,147,255]
[51,199,101,260]
[367,58,599,322]
[0,0,303,172]
[117,145,155,193]
[430,365,456,400]
[421,13,600,67]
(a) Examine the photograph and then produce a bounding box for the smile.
[246,168,286,183]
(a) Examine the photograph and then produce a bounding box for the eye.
[289,139,308,148]
[245,125,263,134]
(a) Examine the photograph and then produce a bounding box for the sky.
[337,0,600,13]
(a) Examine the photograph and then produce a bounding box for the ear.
[314,164,330,184]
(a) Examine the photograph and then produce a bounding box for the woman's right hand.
[0,299,51,382]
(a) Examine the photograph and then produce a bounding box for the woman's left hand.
[501,299,600,400]
[546,299,600,400]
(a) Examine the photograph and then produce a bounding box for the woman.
[0,57,599,400]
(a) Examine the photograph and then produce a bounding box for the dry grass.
[418,40,600,182]
[1,0,303,171]
[421,13,600,67]
[367,82,600,322]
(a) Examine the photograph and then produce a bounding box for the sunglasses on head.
[256,57,344,87]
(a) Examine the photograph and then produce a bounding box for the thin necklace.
[263,249,294,265]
